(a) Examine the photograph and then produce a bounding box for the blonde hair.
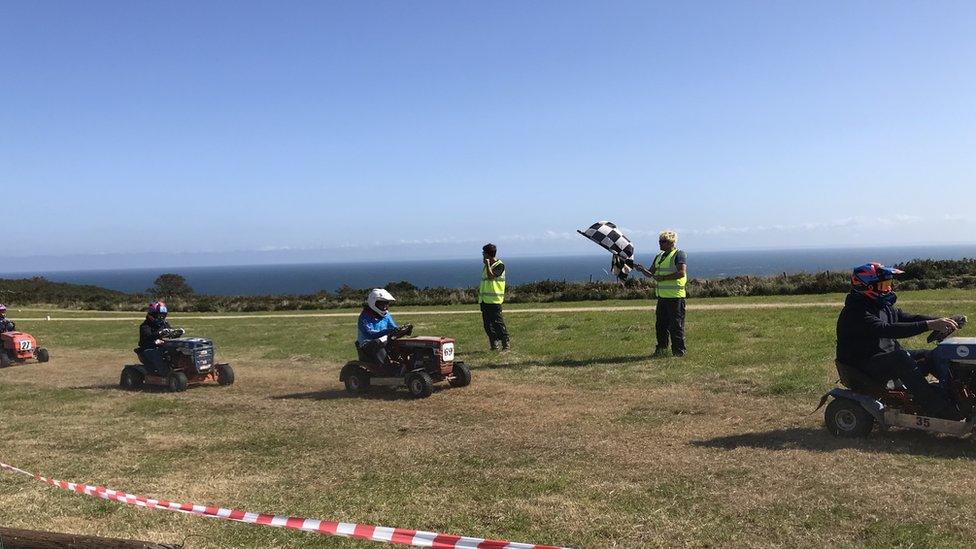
[659,230,677,244]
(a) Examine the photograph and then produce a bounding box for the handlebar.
[158,328,186,339]
[927,315,968,343]
[391,324,413,339]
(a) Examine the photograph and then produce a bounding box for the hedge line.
[1,258,974,312]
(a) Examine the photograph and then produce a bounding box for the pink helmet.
[0,304,6,314]
[147,301,168,317]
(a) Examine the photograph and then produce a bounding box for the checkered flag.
[577,221,635,280]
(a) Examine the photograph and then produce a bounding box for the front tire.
[406,371,434,399]
[448,362,472,388]
[167,371,189,393]
[35,348,50,363]
[120,366,144,390]
[216,363,235,386]
[825,397,874,438]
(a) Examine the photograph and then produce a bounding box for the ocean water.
[4,245,975,296]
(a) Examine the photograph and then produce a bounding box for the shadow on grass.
[694,427,976,460]
[71,383,125,391]
[270,388,407,401]
[70,382,226,394]
[477,354,648,370]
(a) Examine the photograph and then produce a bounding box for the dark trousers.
[863,349,952,415]
[655,297,686,353]
[139,348,170,377]
[480,303,509,345]
[358,338,389,366]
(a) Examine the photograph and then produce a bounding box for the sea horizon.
[3,244,974,297]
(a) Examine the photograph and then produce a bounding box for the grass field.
[2,289,976,548]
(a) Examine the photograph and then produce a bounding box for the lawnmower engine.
[931,337,976,418]
[161,337,216,376]
[2,332,38,360]
[388,337,456,379]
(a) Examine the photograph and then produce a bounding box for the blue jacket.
[357,308,398,344]
[0,318,14,333]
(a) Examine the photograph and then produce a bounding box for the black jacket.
[0,318,15,333]
[138,318,171,351]
[836,292,934,365]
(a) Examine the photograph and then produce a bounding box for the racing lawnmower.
[120,328,234,392]
[819,316,975,438]
[0,331,50,367]
[340,324,472,398]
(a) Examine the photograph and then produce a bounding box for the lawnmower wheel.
[406,371,434,399]
[167,371,189,393]
[120,366,144,390]
[0,353,10,368]
[344,367,370,394]
[825,397,874,438]
[36,348,50,363]
[448,362,472,388]
[217,363,235,386]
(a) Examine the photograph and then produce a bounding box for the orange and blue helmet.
[852,262,903,305]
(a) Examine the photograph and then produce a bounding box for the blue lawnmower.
[120,328,234,392]
[819,316,975,437]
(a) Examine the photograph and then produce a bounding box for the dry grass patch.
[3,295,976,547]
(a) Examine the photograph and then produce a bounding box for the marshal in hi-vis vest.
[479,260,506,304]
[654,250,686,298]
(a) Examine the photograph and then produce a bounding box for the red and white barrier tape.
[0,461,569,549]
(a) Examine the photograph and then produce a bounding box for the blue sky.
[2,2,975,269]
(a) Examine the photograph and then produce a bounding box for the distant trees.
[148,274,195,299]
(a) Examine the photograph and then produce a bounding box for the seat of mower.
[355,342,369,363]
[354,341,385,366]
[835,360,886,393]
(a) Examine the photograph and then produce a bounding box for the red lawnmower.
[120,328,234,392]
[0,331,50,367]
[340,325,471,398]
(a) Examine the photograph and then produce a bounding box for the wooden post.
[0,527,180,549]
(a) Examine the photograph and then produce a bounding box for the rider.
[357,289,408,366]
[836,262,961,419]
[0,305,15,333]
[137,301,173,377]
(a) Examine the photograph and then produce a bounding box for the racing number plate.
[19,340,32,351]
[442,343,455,361]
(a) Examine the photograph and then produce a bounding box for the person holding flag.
[636,230,688,357]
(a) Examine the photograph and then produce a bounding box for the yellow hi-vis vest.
[654,249,686,298]
[479,260,506,304]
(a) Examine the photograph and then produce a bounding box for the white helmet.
[366,288,396,316]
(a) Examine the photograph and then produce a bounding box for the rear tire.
[344,367,370,394]
[825,397,874,438]
[35,348,50,363]
[0,352,10,368]
[120,366,144,390]
[216,363,235,386]
[167,371,189,393]
[406,371,434,399]
[448,362,472,388]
